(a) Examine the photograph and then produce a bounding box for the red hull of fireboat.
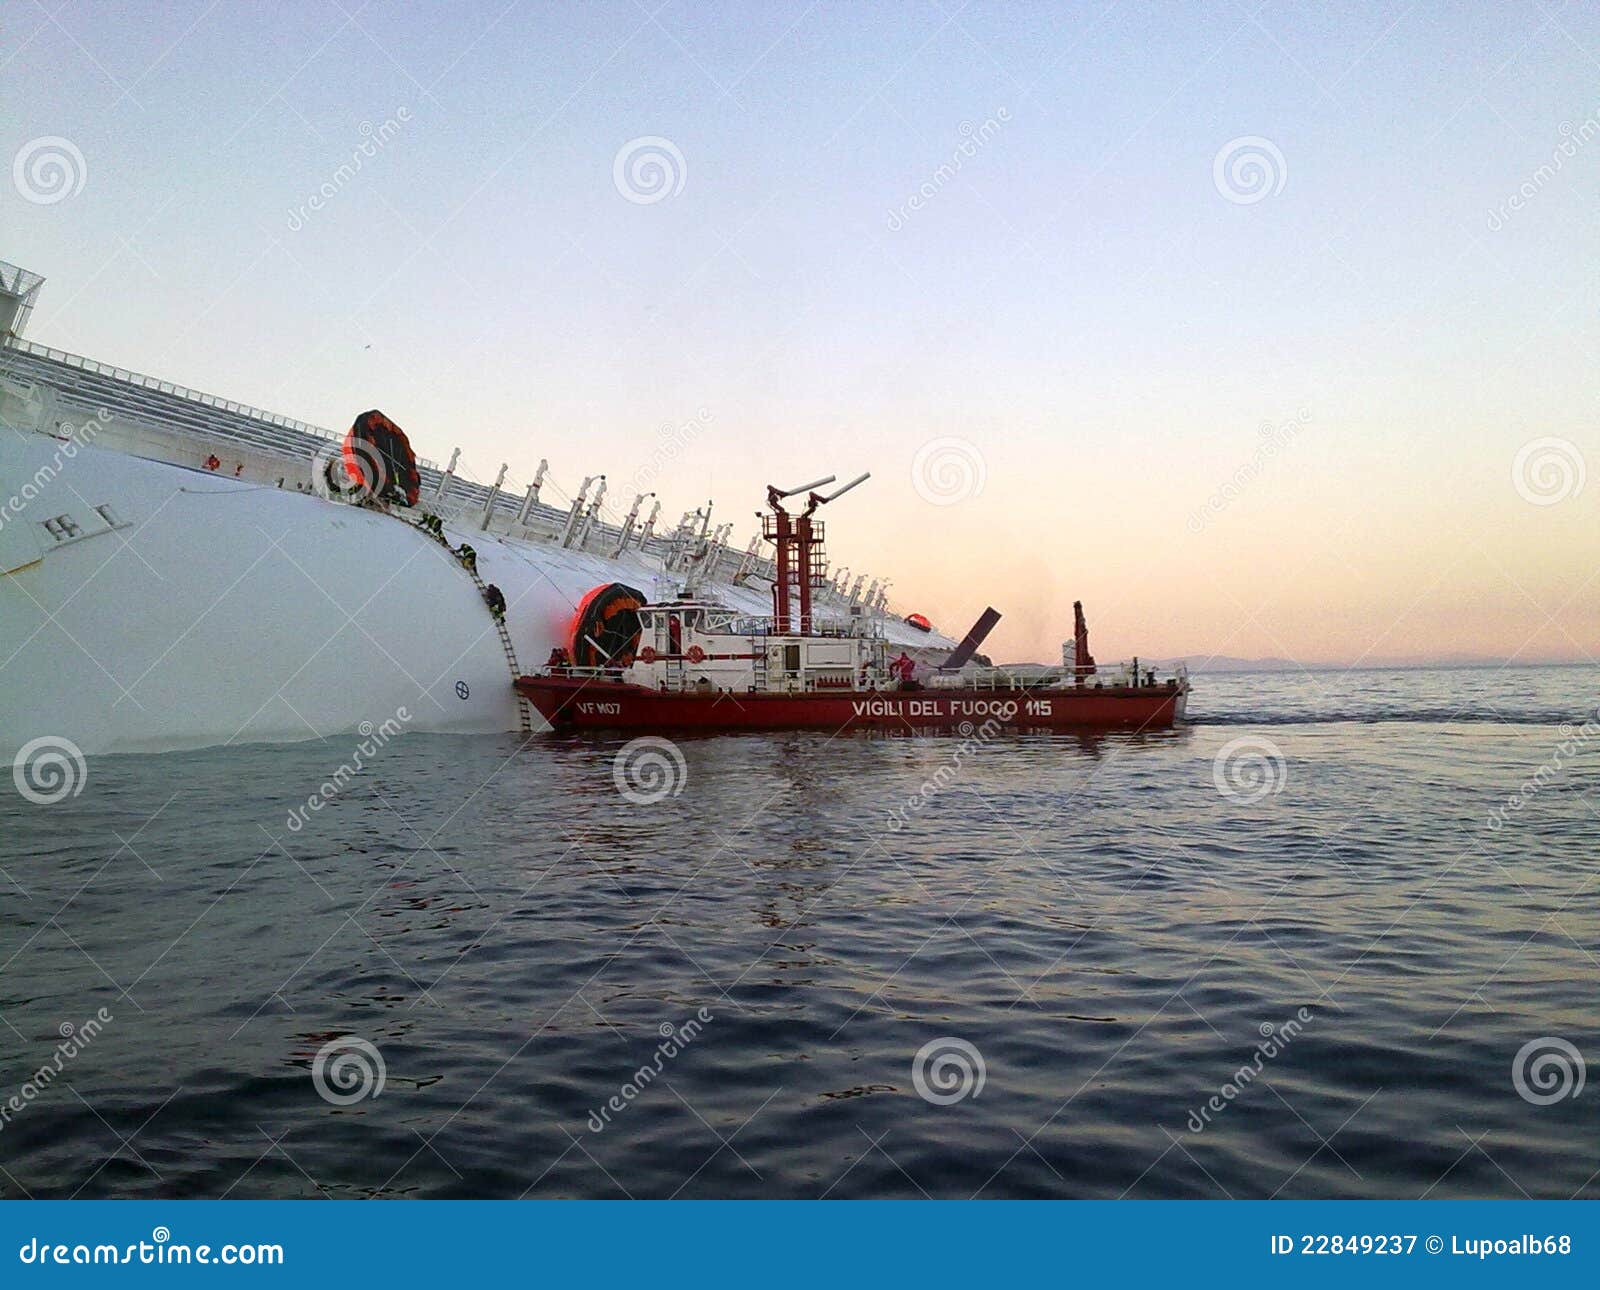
[516,675,1186,734]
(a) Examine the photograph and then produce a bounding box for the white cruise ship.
[0,259,952,758]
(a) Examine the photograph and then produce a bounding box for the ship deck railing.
[927,668,1081,691]
[539,665,648,689]
[930,660,1186,690]
[637,608,883,641]
[4,337,349,446]
[732,616,882,640]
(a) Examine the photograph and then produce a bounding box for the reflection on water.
[0,666,1595,1197]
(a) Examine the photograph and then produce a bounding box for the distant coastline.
[997,656,1592,675]
[1153,656,1592,674]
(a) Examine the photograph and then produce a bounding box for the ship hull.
[517,675,1187,733]
[0,432,953,757]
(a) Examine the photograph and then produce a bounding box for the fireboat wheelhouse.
[516,473,1189,734]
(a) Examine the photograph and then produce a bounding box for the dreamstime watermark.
[1185,1007,1315,1132]
[1486,706,1598,832]
[1511,1036,1585,1106]
[586,1008,714,1133]
[312,436,388,504]
[1510,436,1586,506]
[886,109,1011,231]
[1212,135,1287,205]
[1487,112,1600,231]
[1212,735,1287,803]
[0,1008,113,1132]
[0,409,112,535]
[910,436,986,506]
[630,407,713,492]
[311,1035,386,1105]
[612,736,687,804]
[12,136,87,205]
[886,717,1003,832]
[11,735,87,805]
[1187,409,1311,532]
[613,136,686,204]
[284,709,412,832]
[285,108,412,231]
[17,1229,284,1267]
[912,1036,986,1105]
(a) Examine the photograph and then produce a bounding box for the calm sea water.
[2,666,1595,1199]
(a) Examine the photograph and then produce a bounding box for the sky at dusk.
[4,0,1595,665]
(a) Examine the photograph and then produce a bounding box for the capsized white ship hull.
[0,266,951,757]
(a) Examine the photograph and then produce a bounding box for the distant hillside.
[1153,656,1297,673]
[994,655,1589,674]
[995,656,1300,674]
[1153,654,1590,673]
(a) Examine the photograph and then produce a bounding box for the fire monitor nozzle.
[818,471,870,503]
[772,475,836,499]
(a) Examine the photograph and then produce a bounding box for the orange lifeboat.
[567,583,646,668]
[341,409,421,506]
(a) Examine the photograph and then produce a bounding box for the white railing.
[5,337,340,441]
[3,336,461,470]
[646,611,880,639]
[930,660,1188,691]
[929,669,1055,691]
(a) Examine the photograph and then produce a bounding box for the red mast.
[766,485,794,627]
[794,490,828,633]
[763,473,870,632]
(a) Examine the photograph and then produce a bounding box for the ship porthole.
[455,680,470,700]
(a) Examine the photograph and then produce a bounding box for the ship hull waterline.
[516,675,1188,734]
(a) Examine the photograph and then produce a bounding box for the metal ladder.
[457,548,534,736]
[467,560,534,733]
[750,639,768,691]
[396,513,533,735]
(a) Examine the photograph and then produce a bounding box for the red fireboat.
[516,474,1188,735]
